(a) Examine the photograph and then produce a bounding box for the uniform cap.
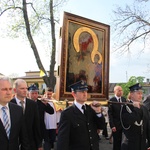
[28,84,39,91]
[129,83,142,92]
[69,80,88,92]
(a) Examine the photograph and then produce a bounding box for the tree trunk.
[48,0,56,90]
[22,0,56,89]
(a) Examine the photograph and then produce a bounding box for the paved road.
[99,135,113,150]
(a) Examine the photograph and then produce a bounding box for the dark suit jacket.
[11,98,42,150]
[121,104,150,150]
[57,103,105,150]
[0,102,30,150]
[143,95,150,113]
[108,96,126,129]
[36,99,54,139]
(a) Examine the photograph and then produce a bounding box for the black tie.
[82,105,87,116]
[118,98,121,102]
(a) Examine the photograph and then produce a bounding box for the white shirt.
[74,100,85,114]
[115,96,122,102]
[44,101,61,129]
[102,106,109,123]
[74,100,102,117]
[0,104,11,127]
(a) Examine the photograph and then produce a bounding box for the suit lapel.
[114,97,118,102]
[72,104,87,121]
[0,118,8,139]
[8,103,16,140]
[24,98,29,116]
[10,98,19,138]
[11,98,17,104]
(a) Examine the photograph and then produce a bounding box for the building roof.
[12,75,42,80]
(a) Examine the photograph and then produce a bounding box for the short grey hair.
[0,76,12,83]
[13,79,27,88]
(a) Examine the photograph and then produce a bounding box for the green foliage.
[117,76,145,98]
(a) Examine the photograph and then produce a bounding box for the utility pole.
[126,71,128,82]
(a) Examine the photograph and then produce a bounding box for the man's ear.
[72,91,76,97]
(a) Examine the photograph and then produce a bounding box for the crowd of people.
[0,76,150,150]
[108,84,150,150]
[0,77,64,150]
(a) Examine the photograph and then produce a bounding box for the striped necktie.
[1,107,10,138]
[20,101,25,113]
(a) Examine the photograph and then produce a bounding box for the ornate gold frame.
[56,12,110,102]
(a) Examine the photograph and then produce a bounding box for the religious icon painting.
[56,12,110,103]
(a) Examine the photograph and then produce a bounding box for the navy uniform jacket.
[11,98,42,150]
[108,96,126,130]
[0,102,30,150]
[121,104,150,150]
[57,103,105,150]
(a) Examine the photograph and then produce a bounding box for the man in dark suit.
[28,84,54,142]
[108,85,126,150]
[11,79,43,150]
[57,80,105,150]
[143,95,150,115]
[0,77,30,150]
[121,83,150,150]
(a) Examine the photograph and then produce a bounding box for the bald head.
[114,85,123,97]
[13,79,28,100]
[13,79,27,89]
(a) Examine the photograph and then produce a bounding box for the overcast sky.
[0,0,150,83]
